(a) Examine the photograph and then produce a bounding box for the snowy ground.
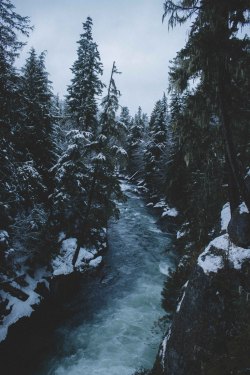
[145,198,179,218]
[0,235,104,343]
[0,268,49,342]
[52,237,103,276]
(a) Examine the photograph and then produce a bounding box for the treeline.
[0,1,130,287]
[120,0,250,316]
[0,0,249,318]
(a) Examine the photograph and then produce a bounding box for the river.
[2,181,175,375]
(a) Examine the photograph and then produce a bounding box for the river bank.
[0,181,175,375]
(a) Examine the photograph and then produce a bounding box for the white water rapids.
[38,182,174,375]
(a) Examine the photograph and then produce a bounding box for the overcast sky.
[13,0,188,115]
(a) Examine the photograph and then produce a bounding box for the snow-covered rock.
[221,202,231,231]
[89,256,103,268]
[52,238,103,275]
[0,268,49,343]
[159,261,171,276]
[176,229,185,239]
[198,234,250,275]
[58,231,66,242]
[162,207,178,218]
[52,238,78,276]
[154,200,166,208]
[0,230,106,344]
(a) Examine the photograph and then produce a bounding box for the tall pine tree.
[67,17,104,132]
[144,94,168,192]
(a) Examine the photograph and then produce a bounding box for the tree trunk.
[72,166,98,267]
[226,155,240,213]
[218,63,250,214]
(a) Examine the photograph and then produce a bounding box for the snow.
[177,229,185,239]
[176,291,185,313]
[120,182,130,192]
[162,207,178,218]
[77,248,94,262]
[0,230,9,242]
[221,203,231,231]
[89,256,103,268]
[93,153,106,161]
[1,232,105,343]
[116,147,127,156]
[0,267,49,343]
[198,234,250,275]
[52,238,77,276]
[160,327,172,369]
[183,280,189,288]
[239,202,249,214]
[58,231,66,242]
[52,238,102,275]
[0,290,41,342]
[176,281,189,313]
[154,200,166,208]
[221,202,249,232]
[159,261,171,276]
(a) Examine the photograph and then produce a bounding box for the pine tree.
[144,94,168,192]
[17,48,55,190]
[127,106,148,176]
[72,62,125,266]
[163,0,250,213]
[119,106,131,171]
[0,0,31,224]
[120,106,131,130]
[50,129,90,236]
[67,17,104,132]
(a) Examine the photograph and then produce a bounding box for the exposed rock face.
[228,209,250,248]
[152,239,250,375]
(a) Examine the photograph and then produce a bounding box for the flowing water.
[36,181,175,375]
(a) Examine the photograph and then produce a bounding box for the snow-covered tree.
[127,106,148,176]
[144,94,168,192]
[50,129,90,236]
[84,61,125,234]
[120,106,131,130]
[67,17,104,132]
[163,0,250,213]
[71,62,125,266]
[0,0,31,224]
[17,48,55,190]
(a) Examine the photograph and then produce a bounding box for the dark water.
[1,181,174,375]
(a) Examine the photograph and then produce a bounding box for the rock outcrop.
[152,234,250,375]
[228,206,250,248]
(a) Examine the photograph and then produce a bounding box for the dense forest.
[0,0,250,374]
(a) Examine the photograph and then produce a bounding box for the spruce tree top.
[67,17,104,132]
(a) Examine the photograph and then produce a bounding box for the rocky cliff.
[152,211,250,375]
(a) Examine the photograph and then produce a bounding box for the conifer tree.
[18,48,55,190]
[0,0,31,224]
[127,106,148,176]
[163,0,250,213]
[72,62,124,266]
[144,94,168,192]
[120,106,131,130]
[67,17,104,132]
[50,129,90,235]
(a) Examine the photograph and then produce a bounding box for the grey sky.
[13,0,188,115]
